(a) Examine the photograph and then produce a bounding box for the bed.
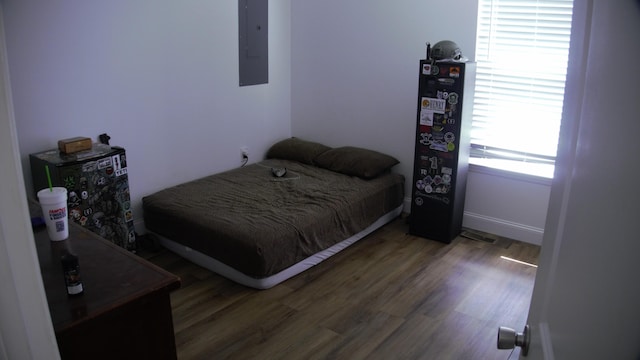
[142,138,405,289]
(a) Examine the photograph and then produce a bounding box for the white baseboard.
[462,211,543,245]
[403,197,412,214]
[133,218,147,235]
[404,197,543,245]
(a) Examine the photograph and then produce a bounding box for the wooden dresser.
[32,210,181,359]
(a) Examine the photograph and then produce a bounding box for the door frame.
[0,5,60,358]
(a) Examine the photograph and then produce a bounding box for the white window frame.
[471,0,574,179]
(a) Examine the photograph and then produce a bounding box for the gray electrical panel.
[238,0,268,86]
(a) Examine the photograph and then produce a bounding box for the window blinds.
[472,0,574,165]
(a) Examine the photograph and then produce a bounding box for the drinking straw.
[45,165,53,192]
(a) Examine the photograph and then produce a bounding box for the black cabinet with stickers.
[30,144,136,251]
[409,60,475,243]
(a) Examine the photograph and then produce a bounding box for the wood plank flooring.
[142,216,540,360]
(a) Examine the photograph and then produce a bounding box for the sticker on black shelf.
[420,110,434,126]
[429,156,439,171]
[438,78,456,86]
[82,162,97,173]
[420,132,432,146]
[444,132,455,144]
[70,208,81,221]
[422,63,432,75]
[430,141,448,152]
[69,191,81,207]
[97,158,112,170]
[422,97,446,112]
[436,90,450,101]
[112,155,121,171]
[420,97,446,126]
[448,92,459,105]
[414,192,451,206]
[64,176,76,190]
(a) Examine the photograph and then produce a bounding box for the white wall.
[291,0,478,180]
[291,0,550,244]
[4,0,549,248]
[463,168,550,244]
[3,0,292,230]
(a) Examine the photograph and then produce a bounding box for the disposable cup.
[37,187,69,241]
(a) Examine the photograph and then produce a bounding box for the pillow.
[266,137,332,165]
[314,146,399,179]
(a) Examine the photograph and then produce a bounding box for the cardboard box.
[58,137,92,154]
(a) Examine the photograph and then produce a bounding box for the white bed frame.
[155,204,403,289]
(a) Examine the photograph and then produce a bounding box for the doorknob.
[497,324,530,356]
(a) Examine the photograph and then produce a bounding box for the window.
[471,0,574,178]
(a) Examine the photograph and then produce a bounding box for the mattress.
[142,158,405,288]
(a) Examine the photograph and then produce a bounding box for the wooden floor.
[142,216,540,360]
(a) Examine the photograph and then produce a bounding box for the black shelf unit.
[409,60,475,243]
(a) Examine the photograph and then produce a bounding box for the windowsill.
[469,158,554,186]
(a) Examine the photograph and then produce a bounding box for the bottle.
[61,252,84,296]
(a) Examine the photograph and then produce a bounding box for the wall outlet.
[241,147,249,163]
